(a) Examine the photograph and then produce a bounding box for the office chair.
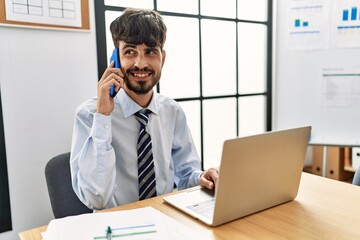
[45,152,92,218]
[353,166,360,186]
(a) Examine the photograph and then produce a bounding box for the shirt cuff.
[90,113,112,140]
[194,170,203,186]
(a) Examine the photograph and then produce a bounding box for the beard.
[123,67,161,95]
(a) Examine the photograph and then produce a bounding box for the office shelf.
[311,146,354,182]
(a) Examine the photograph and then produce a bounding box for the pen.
[106,226,112,240]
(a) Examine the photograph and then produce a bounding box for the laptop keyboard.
[186,199,215,219]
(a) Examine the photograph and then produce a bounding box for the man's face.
[118,41,166,95]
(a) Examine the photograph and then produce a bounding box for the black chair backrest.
[45,152,92,218]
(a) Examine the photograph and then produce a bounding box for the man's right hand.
[96,61,124,115]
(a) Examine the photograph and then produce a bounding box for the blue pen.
[106,226,112,240]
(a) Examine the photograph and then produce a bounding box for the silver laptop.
[163,126,311,226]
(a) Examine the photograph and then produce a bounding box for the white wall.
[0,1,97,239]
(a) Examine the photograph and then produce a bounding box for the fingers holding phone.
[97,61,124,115]
[108,60,124,96]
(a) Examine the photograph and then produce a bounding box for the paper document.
[286,0,330,50]
[321,66,360,107]
[4,0,82,27]
[42,206,206,240]
[333,0,360,48]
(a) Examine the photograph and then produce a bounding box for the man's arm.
[172,105,219,190]
[70,106,117,210]
[70,62,124,210]
[171,107,203,189]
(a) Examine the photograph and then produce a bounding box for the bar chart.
[338,5,360,29]
[286,0,330,50]
[289,5,323,35]
[294,19,309,28]
[342,7,358,21]
[334,0,360,47]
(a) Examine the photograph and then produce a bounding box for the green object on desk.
[106,226,112,240]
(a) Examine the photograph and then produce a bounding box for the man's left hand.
[200,168,219,190]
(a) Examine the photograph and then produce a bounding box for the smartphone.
[109,48,121,97]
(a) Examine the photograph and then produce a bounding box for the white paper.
[5,0,82,27]
[41,207,206,240]
[286,0,330,50]
[333,0,360,48]
[321,66,360,107]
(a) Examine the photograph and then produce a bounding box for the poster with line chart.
[334,0,360,47]
[5,0,81,27]
[286,0,330,50]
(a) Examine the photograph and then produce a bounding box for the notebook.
[163,126,311,227]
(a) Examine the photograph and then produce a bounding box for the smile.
[133,72,151,78]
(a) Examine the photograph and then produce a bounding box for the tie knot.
[135,109,151,126]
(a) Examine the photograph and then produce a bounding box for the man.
[70,8,218,210]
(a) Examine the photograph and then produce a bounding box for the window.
[95,0,272,169]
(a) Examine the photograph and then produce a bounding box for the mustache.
[126,67,153,73]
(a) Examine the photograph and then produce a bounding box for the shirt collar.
[115,88,159,118]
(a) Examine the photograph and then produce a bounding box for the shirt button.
[103,124,109,129]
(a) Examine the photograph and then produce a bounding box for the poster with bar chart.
[286,0,330,50]
[334,0,360,47]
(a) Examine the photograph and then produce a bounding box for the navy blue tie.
[135,110,157,200]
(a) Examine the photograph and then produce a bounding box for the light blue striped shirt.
[70,89,202,210]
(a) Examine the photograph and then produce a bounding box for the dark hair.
[110,8,167,49]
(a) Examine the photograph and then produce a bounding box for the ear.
[161,50,166,68]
